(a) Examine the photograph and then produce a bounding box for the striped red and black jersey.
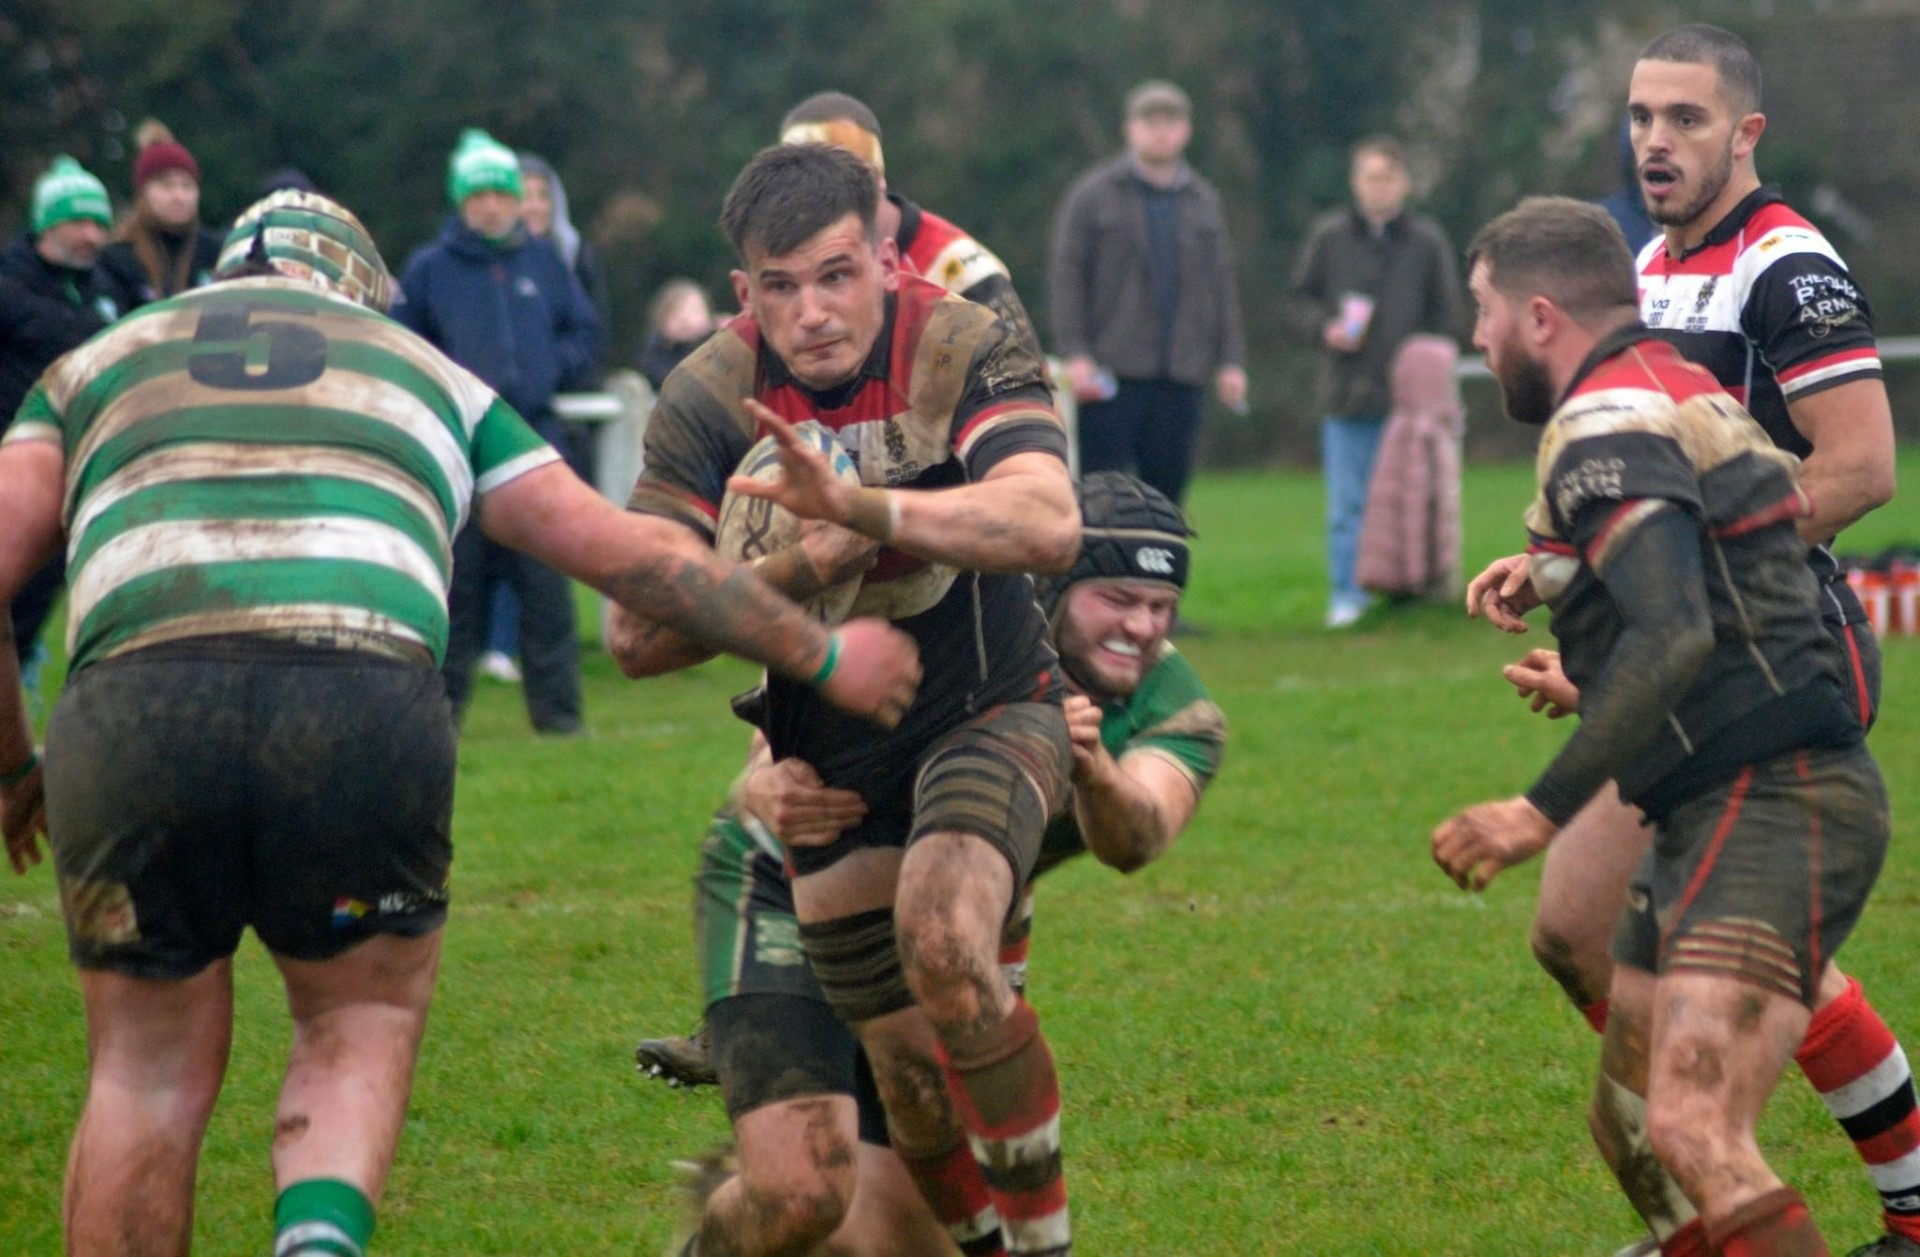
[1638,187,1881,623]
[1637,187,1881,456]
[1525,326,1847,814]
[630,274,1068,783]
[893,194,1043,361]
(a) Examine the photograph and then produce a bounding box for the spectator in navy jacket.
[2,156,138,684]
[393,128,602,735]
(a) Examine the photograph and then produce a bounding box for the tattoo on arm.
[602,552,823,680]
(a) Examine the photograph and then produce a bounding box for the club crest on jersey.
[1692,276,1718,315]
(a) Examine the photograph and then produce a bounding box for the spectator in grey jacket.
[1049,80,1247,506]
[1289,136,1464,628]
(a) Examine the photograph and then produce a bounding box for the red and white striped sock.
[900,1138,1008,1257]
[1796,976,1920,1242]
[941,1001,1070,1256]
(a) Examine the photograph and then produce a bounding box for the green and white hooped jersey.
[3,277,558,672]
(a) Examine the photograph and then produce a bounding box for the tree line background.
[6,0,1918,464]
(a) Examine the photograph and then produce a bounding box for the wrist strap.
[809,633,841,688]
[1,749,40,786]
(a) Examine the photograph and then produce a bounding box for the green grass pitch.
[2,457,1916,1254]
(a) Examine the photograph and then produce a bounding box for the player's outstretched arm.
[1064,695,1200,874]
[481,464,920,727]
[730,401,1080,576]
[608,521,878,679]
[1788,379,1896,545]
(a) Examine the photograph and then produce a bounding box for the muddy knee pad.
[909,703,1072,903]
[798,908,916,1026]
[707,993,859,1122]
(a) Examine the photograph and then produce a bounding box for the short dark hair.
[781,91,882,140]
[1466,196,1639,325]
[720,143,878,262]
[1351,135,1407,170]
[1640,24,1763,115]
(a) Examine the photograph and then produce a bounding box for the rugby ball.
[715,421,865,624]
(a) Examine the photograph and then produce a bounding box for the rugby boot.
[1846,1235,1920,1257]
[636,1023,718,1089]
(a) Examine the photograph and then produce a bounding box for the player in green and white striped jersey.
[0,190,922,1257]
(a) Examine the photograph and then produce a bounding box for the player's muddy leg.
[65,960,234,1257]
[694,1096,860,1257]
[1533,786,1649,1028]
[269,931,441,1255]
[1590,965,1705,1257]
[1645,972,1824,1254]
[794,850,1003,1256]
[898,831,1069,1257]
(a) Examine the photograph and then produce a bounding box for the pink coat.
[1356,335,1463,598]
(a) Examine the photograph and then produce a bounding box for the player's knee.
[1644,1089,1719,1182]
[743,1152,857,1254]
[895,907,1004,1035]
[1529,921,1608,1007]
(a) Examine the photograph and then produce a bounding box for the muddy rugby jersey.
[1524,327,1852,816]
[629,274,1069,778]
[4,277,556,672]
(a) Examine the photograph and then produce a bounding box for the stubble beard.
[1646,135,1735,229]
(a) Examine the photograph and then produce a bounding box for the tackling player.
[1467,26,1912,1257]
[628,473,1223,1257]
[1438,194,1889,1257]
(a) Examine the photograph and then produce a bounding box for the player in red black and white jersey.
[1467,26,1911,1257]
[779,91,1044,360]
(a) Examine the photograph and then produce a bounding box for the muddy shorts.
[1612,742,1889,1007]
[45,638,455,979]
[695,812,888,1142]
[787,700,1072,908]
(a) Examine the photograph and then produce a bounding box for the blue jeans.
[1322,414,1387,608]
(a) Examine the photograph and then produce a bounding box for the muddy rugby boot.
[636,1023,718,1089]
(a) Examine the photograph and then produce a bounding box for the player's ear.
[876,236,901,292]
[730,269,752,311]
[1732,110,1766,162]
[1527,294,1557,347]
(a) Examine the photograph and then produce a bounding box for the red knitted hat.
[134,134,199,189]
